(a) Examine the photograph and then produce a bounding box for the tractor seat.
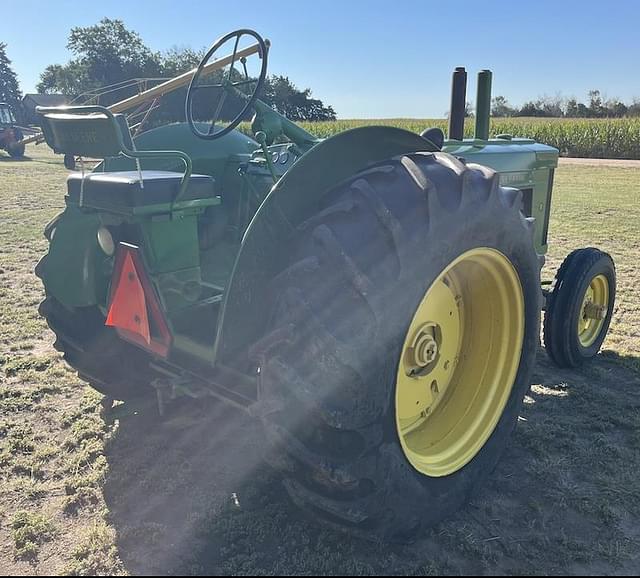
[66,170,215,209]
[36,104,216,213]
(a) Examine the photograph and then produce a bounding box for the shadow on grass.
[102,350,640,575]
[0,154,31,162]
[0,151,66,166]
[102,397,432,576]
[600,349,640,375]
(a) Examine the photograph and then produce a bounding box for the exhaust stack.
[475,70,492,140]
[448,67,467,141]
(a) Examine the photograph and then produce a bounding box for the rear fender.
[214,126,437,368]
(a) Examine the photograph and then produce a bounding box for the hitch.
[151,376,213,416]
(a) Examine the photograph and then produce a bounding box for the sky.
[4,0,640,119]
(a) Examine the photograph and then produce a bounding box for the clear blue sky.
[4,0,639,118]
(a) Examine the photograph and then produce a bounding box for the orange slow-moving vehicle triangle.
[105,252,151,344]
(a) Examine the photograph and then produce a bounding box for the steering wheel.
[186,29,268,140]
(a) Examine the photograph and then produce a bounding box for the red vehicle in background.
[0,103,25,158]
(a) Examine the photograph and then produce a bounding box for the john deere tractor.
[35,31,616,539]
[0,103,25,158]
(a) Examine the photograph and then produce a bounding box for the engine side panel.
[443,138,558,253]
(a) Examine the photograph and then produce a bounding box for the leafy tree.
[517,96,564,117]
[588,90,605,117]
[628,98,640,117]
[261,76,336,121]
[0,43,22,119]
[38,62,91,96]
[491,95,516,117]
[576,102,589,117]
[38,18,162,104]
[540,95,565,118]
[517,101,547,117]
[565,98,579,117]
[609,100,628,118]
[160,46,205,78]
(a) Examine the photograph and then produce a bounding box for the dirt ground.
[0,146,638,575]
[558,157,640,168]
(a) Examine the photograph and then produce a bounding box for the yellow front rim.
[577,274,609,348]
[395,248,525,478]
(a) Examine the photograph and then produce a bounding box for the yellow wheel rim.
[577,274,609,348]
[395,248,525,478]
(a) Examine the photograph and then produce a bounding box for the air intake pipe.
[448,67,467,141]
[475,70,492,140]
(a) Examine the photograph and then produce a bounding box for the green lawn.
[0,145,638,575]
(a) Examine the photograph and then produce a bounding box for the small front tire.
[543,248,616,368]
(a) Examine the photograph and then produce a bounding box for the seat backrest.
[37,105,131,158]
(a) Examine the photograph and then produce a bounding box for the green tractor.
[35,31,616,539]
[0,102,25,158]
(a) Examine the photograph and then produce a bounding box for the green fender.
[214,126,438,368]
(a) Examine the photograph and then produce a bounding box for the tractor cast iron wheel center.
[395,248,525,478]
[578,274,609,348]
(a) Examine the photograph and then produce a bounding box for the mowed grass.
[0,144,638,575]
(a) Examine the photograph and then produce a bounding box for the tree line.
[491,92,640,118]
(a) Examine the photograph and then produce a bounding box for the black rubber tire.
[63,154,77,171]
[253,152,542,540]
[543,248,616,368]
[37,293,156,401]
[7,141,25,158]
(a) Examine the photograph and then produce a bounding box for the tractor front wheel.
[543,248,616,368]
[254,152,542,539]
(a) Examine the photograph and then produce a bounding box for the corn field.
[248,117,640,159]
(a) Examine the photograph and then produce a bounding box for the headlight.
[97,227,115,256]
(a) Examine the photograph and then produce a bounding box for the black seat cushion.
[67,170,215,208]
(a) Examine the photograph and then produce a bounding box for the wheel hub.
[416,330,439,366]
[395,248,525,478]
[405,323,440,373]
[398,279,461,423]
[583,302,606,320]
[578,274,609,348]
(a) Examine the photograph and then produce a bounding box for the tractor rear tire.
[543,248,616,368]
[38,295,155,401]
[254,152,542,540]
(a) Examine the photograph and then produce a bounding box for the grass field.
[0,144,639,575]
[242,117,640,159]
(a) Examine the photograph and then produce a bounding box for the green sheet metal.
[443,137,558,252]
